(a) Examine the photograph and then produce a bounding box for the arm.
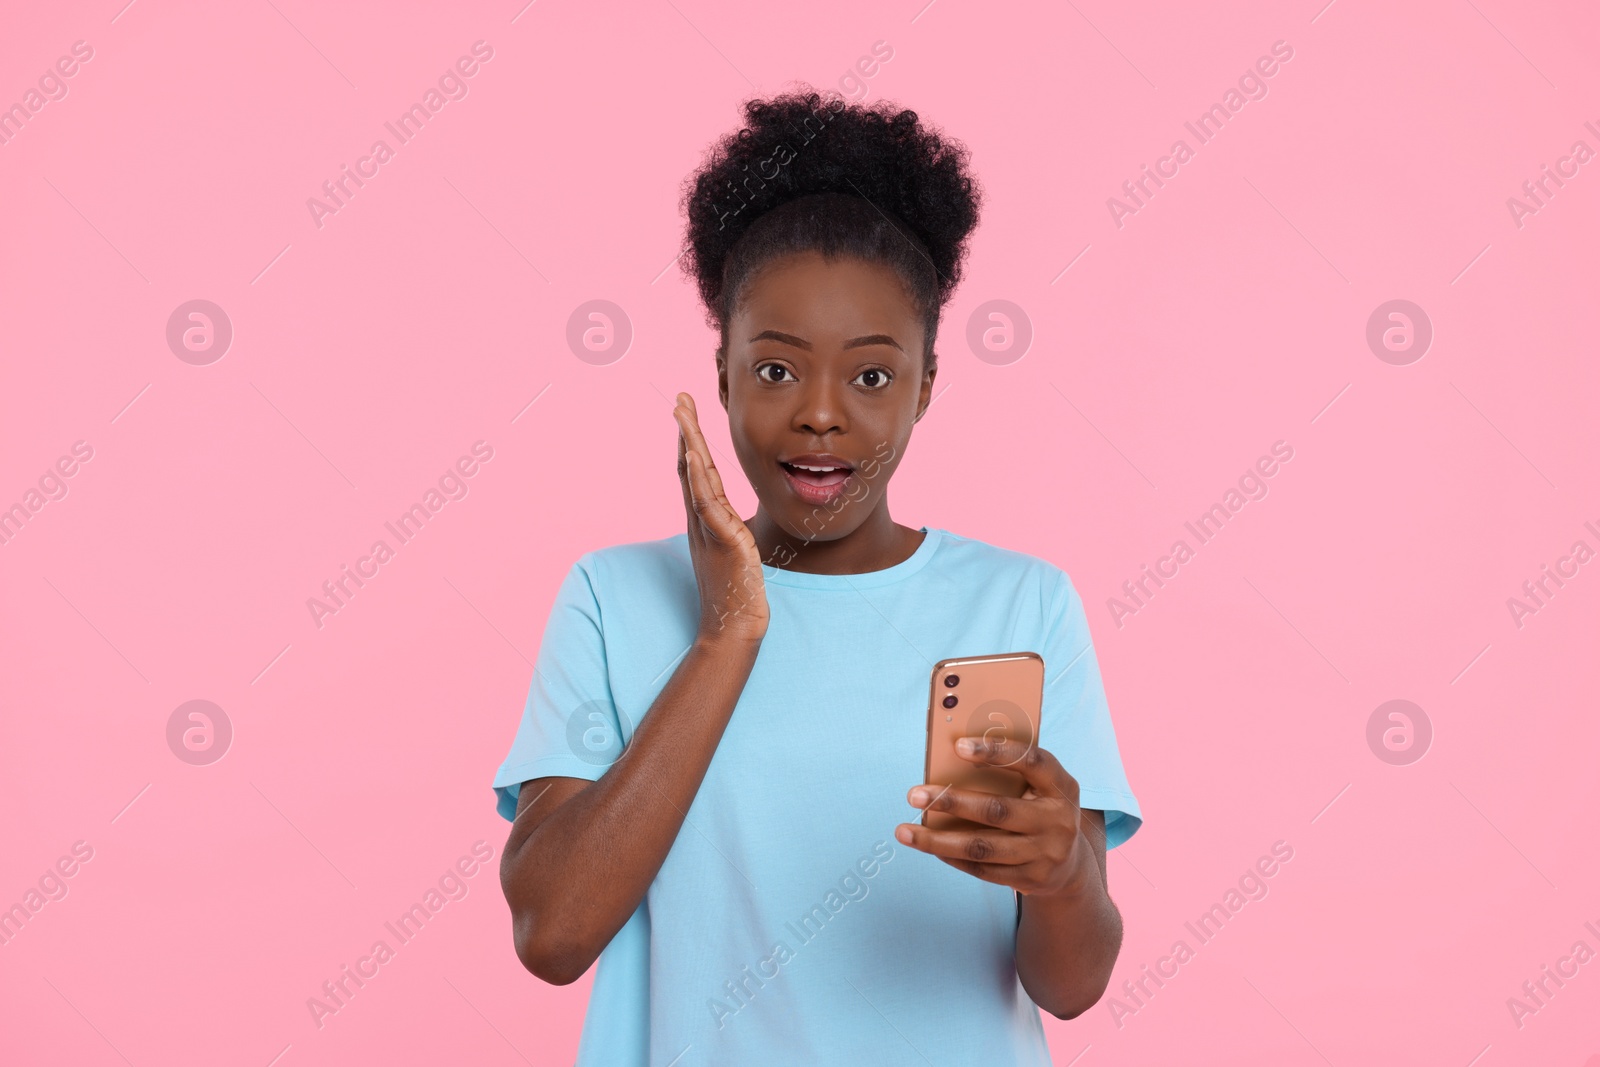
[1014,808,1122,1018]
[499,391,769,986]
[500,633,760,985]
[896,740,1124,1019]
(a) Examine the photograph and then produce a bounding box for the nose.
[792,374,847,437]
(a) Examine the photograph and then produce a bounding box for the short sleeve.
[491,556,625,822]
[1037,568,1143,849]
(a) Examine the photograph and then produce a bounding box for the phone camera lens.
[944,675,960,688]
[942,695,958,709]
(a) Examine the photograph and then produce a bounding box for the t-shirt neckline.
[759,526,942,590]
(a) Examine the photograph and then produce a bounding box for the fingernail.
[909,788,930,807]
[956,737,978,755]
[895,825,913,844]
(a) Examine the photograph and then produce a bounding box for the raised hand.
[674,392,769,646]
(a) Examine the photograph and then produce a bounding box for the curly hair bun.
[679,88,982,370]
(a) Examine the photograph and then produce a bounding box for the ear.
[912,360,937,424]
[717,349,729,411]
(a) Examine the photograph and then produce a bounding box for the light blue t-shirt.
[492,526,1142,1066]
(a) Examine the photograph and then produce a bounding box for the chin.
[762,493,866,544]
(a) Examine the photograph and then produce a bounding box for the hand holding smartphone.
[922,652,1044,832]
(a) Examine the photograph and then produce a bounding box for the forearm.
[503,635,759,981]
[1014,845,1123,1018]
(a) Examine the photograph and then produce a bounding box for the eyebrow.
[748,329,902,352]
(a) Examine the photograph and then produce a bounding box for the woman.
[494,88,1142,1066]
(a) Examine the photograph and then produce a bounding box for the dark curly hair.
[679,88,982,376]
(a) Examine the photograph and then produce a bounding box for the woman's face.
[719,250,934,544]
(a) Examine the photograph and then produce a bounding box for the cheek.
[726,412,778,484]
[727,428,766,478]
[863,453,901,490]
[862,417,912,472]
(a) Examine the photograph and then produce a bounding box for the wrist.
[693,629,765,658]
[1031,841,1104,902]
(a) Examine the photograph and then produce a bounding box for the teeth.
[791,463,843,472]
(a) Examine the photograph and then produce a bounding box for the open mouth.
[778,457,856,505]
[779,461,853,489]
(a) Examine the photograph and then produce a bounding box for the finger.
[683,446,747,545]
[685,450,722,522]
[676,397,748,543]
[678,395,730,503]
[955,737,1074,801]
[937,856,1030,888]
[674,404,699,518]
[907,782,1048,833]
[689,425,735,509]
[894,821,1033,865]
[701,450,734,509]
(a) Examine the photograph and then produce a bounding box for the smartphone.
[922,652,1045,832]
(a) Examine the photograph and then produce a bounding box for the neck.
[745,500,924,575]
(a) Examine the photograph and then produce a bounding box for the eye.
[852,368,893,389]
[756,362,795,383]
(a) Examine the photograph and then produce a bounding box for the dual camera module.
[941,673,959,709]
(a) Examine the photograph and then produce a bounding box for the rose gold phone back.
[923,652,1044,832]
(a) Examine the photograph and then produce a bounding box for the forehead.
[730,251,922,343]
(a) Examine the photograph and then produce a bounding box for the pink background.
[3,0,1597,1064]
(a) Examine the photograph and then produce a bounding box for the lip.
[777,453,856,507]
[778,452,856,471]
